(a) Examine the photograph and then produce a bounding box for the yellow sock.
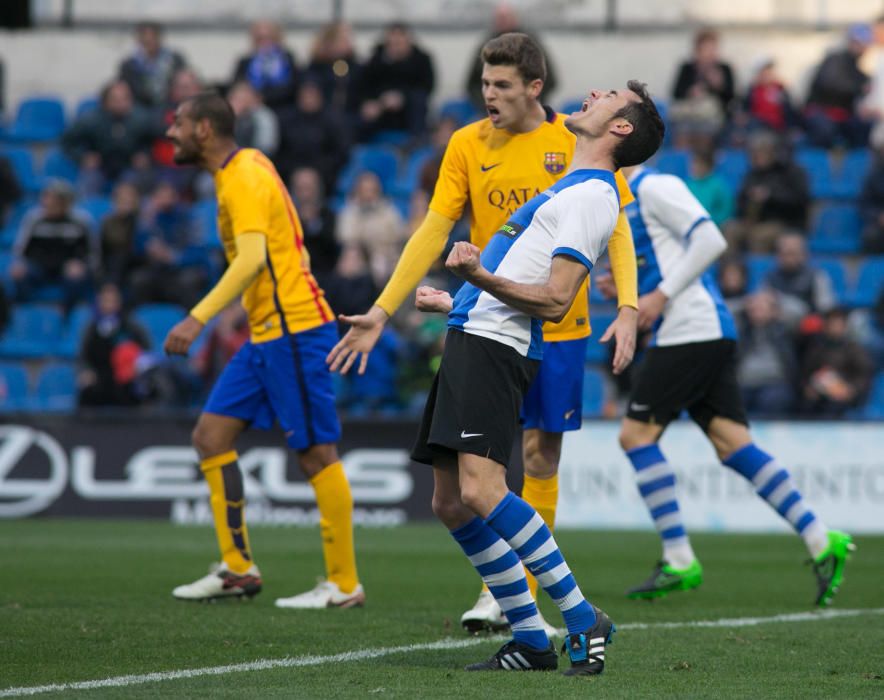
[201,451,254,575]
[521,474,559,599]
[310,461,359,593]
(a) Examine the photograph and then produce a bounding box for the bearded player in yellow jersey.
[162,93,364,608]
[328,34,639,633]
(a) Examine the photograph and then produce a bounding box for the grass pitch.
[2,521,883,698]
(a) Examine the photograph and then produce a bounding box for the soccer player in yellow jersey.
[162,93,364,608]
[327,34,639,632]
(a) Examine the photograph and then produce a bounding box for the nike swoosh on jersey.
[480,163,501,172]
[630,403,651,411]
[460,431,484,438]
[564,409,576,420]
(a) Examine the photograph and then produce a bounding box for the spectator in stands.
[228,80,279,157]
[152,67,203,193]
[336,171,406,286]
[119,21,187,110]
[289,166,339,283]
[800,307,873,417]
[356,22,435,142]
[763,232,835,326]
[738,56,799,136]
[0,153,22,224]
[686,146,733,227]
[62,79,158,195]
[231,20,298,112]
[718,256,749,317]
[464,3,557,111]
[98,181,141,287]
[863,15,884,148]
[275,79,349,192]
[804,24,873,149]
[78,282,151,407]
[304,21,362,120]
[130,181,205,308]
[418,115,459,196]
[192,303,249,390]
[10,180,94,313]
[725,130,809,253]
[736,290,798,417]
[670,28,735,147]
[324,244,379,331]
[859,142,884,253]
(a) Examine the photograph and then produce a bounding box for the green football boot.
[811,530,855,607]
[626,560,703,600]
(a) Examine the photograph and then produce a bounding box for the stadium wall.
[0,27,847,116]
[1,418,881,533]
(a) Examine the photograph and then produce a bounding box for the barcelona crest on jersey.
[544,152,566,174]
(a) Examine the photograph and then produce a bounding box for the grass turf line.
[1,521,882,699]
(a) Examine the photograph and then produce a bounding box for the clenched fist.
[445,241,482,279]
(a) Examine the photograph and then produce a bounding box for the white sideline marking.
[2,608,882,697]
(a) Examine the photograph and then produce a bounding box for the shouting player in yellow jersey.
[162,93,364,608]
[327,34,639,633]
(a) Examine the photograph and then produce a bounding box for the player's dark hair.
[182,91,236,139]
[481,32,546,84]
[610,80,665,169]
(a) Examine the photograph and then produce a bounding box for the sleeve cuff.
[552,246,594,272]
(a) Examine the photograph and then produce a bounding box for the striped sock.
[450,517,548,650]
[627,444,695,569]
[486,492,595,635]
[723,444,829,558]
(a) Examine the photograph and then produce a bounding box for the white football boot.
[172,562,262,601]
[274,580,366,609]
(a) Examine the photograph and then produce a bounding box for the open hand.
[326,305,388,375]
[599,306,637,375]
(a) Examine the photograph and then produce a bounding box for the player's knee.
[192,421,230,460]
[432,491,466,528]
[618,425,643,452]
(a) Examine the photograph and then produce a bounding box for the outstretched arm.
[163,232,266,356]
[327,210,455,374]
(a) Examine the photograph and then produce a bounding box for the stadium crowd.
[0,9,883,419]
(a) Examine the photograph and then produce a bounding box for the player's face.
[166,104,202,165]
[481,64,541,130]
[564,87,638,138]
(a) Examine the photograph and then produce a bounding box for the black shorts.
[626,339,748,431]
[411,329,540,468]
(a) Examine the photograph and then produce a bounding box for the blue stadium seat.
[392,146,435,197]
[77,196,113,228]
[832,149,871,200]
[75,96,99,119]
[745,255,776,292]
[42,147,79,184]
[585,310,616,364]
[581,367,606,418]
[559,98,585,115]
[439,98,481,126]
[132,304,187,350]
[795,147,835,199]
[0,146,42,193]
[369,129,410,147]
[864,372,884,419]
[846,256,884,307]
[4,97,66,143]
[57,304,92,359]
[808,204,861,254]
[335,146,399,196]
[814,258,848,303]
[192,199,220,247]
[0,362,29,412]
[0,304,64,358]
[653,149,690,180]
[32,362,77,412]
[715,149,749,195]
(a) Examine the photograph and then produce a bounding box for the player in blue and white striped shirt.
[597,165,854,606]
[413,81,664,675]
